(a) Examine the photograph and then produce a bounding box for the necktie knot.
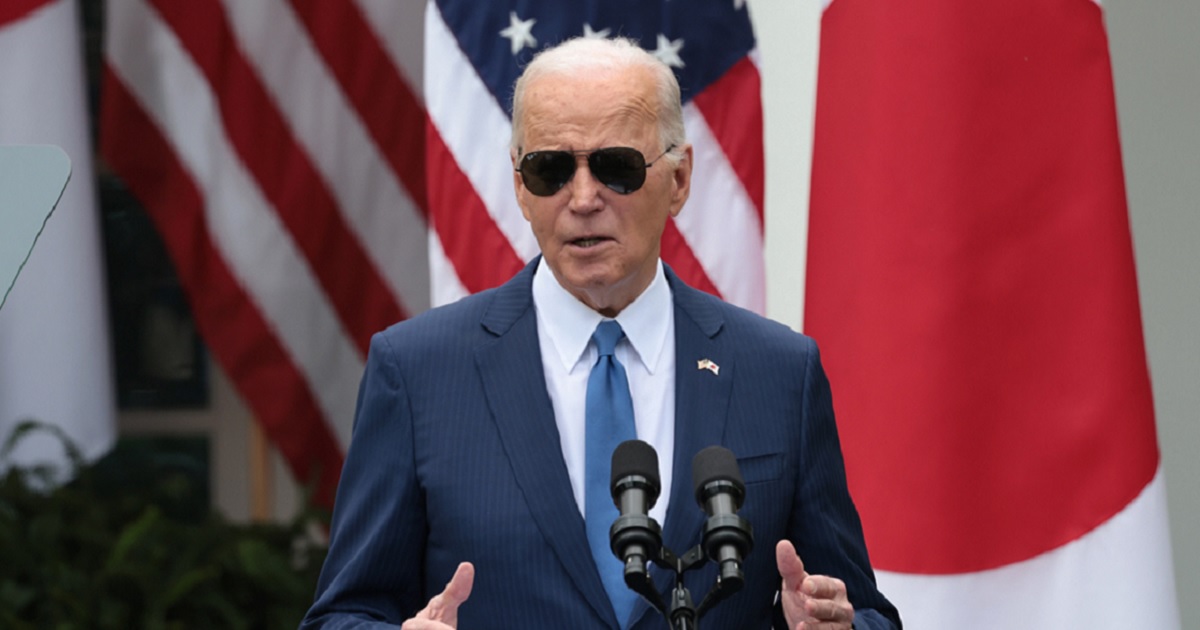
[593,320,624,358]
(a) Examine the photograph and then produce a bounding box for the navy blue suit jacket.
[302,261,900,629]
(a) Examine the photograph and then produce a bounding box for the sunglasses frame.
[515,145,676,197]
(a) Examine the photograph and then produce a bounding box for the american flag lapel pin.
[697,358,719,376]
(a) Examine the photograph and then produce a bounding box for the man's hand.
[401,562,475,630]
[776,540,854,630]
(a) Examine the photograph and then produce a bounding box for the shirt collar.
[532,257,672,375]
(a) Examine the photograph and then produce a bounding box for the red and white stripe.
[103,0,430,507]
[423,3,529,305]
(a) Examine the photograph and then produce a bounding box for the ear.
[668,144,693,218]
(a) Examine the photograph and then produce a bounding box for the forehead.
[519,66,659,148]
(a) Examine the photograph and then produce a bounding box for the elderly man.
[302,37,899,630]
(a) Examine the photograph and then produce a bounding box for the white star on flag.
[652,34,685,68]
[499,11,537,55]
[583,23,611,39]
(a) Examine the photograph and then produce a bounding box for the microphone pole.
[609,442,754,630]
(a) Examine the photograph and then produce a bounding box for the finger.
[418,562,475,621]
[801,575,847,601]
[775,540,808,587]
[797,622,852,630]
[402,620,455,630]
[803,596,853,622]
[439,562,476,610]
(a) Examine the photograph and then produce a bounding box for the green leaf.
[106,506,163,570]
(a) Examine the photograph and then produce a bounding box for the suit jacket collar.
[632,268,734,627]
[477,259,733,629]
[477,259,622,626]
[662,265,732,557]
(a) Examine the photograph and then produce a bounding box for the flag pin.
[697,358,719,376]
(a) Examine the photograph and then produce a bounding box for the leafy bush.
[0,421,327,629]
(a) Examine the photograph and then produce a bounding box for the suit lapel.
[633,270,735,626]
[475,261,619,628]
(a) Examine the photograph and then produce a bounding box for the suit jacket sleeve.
[778,338,901,629]
[301,331,426,629]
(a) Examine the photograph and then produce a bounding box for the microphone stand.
[609,442,752,630]
[610,514,750,630]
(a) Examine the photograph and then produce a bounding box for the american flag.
[102,0,764,509]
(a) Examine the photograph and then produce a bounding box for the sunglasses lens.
[519,147,654,196]
[590,147,647,195]
[520,151,575,196]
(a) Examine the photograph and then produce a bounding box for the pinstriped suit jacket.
[301,260,900,629]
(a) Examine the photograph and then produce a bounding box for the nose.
[566,156,603,213]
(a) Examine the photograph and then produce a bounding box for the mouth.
[568,236,611,248]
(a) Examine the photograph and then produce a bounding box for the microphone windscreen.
[691,445,744,498]
[611,439,660,489]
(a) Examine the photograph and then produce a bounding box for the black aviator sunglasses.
[515,145,675,197]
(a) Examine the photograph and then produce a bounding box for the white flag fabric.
[0,0,116,471]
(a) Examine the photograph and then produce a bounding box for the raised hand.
[776,540,854,630]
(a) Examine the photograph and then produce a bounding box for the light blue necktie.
[585,320,639,628]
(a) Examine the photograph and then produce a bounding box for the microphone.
[609,440,663,591]
[692,446,754,590]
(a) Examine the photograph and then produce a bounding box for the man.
[302,37,899,629]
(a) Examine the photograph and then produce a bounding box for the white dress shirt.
[531,257,676,527]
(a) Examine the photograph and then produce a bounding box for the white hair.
[510,36,687,164]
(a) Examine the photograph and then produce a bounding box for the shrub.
[0,421,327,629]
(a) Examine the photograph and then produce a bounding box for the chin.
[562,271,618,294]
[553,255,607,281]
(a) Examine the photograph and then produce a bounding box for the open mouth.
[570,237,610,248]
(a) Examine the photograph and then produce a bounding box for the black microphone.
[692,446,754,591]
[609,440,663,592]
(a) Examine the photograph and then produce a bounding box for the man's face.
[513,66,692,317]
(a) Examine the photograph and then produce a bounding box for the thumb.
[775,540,807,587]
[421,562,475,622]
[440,562,475,611]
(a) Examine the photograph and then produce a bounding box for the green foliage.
[0,421,328,629]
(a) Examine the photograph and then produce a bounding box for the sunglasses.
[515,145,675,197]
